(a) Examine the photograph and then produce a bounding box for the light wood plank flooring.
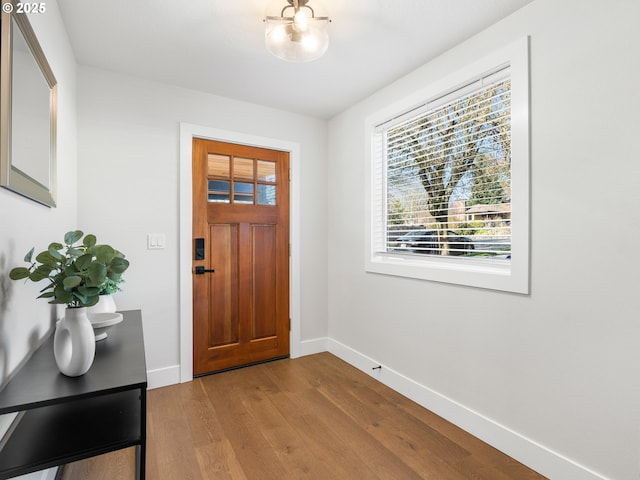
[61,352,547,479]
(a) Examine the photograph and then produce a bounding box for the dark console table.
[0,310,147,479]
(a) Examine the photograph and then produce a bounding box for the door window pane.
[234,158,254,180]
[208,154,230,177]
[234,182,254,204]
[257,184,276,205]
[257,160,276,182]
[208,180,230,203]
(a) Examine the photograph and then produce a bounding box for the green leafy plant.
[99,276,124,296]
[9,230,130,308]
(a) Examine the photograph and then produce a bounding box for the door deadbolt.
[195,238,205,260]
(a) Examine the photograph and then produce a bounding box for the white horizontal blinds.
[371,132,387,253]
[383,71,512,259]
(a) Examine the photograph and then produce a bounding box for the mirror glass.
[11,17,51,186]
[1,8,57,207]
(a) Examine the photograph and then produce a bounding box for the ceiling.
[57,0,533,119]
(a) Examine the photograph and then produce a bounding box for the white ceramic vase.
[54,307,96,377]
[88,295,117,314]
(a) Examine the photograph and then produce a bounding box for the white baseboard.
[327,338,609,480]
[297,337,329,357]
[147,365,180,390]
[11,467,59,480]
[43,468,59,480]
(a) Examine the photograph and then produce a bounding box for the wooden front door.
[192,138,290,375]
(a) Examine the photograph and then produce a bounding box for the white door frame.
[178,123,301,382]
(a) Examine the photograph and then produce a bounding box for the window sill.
[366,252,528,294]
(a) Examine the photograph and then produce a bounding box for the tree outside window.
[384,78,512,258]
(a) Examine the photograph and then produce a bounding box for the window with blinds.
[381,70,512,259]
[365,37,529,293]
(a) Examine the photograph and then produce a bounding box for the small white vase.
[88,295,117,314]
[54,307,96,377]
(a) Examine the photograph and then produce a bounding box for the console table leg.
[135,444,145,480]
[139,387,147,480]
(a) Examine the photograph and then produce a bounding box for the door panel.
[209,223,239,348]
[251,224,277,340]
[192,138,290,375]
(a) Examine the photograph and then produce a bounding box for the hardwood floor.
[61,353,547,479]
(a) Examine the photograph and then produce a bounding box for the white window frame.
[365,37,530,294]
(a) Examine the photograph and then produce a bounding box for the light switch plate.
[147,233,166,250]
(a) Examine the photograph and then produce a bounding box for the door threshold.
[194,355,290,378]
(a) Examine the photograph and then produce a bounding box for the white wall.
[75,67,328,383]
[0,0,77,385]
[0,3,77,479]
[327,0,640,479]
[3,0,638,478]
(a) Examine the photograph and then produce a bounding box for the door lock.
[194,266,215,275]
[195,238,205,260]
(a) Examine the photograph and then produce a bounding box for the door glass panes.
[234,182,254,204]
[257,160,277,205]
[257,184,276,205]
[257,161,276,182]
[234,158,254,180]
[207,154,277,205]
[208,154,230,177]
[208,180,230,203]
[208,154,231,203]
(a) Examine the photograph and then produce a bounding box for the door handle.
[194,266,215,274]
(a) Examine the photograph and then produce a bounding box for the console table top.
[0,309,147,413]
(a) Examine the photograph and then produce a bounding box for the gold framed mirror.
[1,1,58,207]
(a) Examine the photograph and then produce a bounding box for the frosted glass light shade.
[265,17,330,62]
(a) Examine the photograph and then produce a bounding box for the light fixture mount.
[264,0,331,63]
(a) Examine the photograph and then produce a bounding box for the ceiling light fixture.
[264,0,331,63]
